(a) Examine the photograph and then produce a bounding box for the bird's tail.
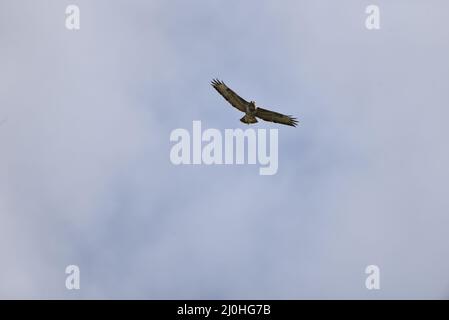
[240,115,258,124]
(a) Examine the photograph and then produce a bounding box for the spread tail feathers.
[240,115,258,124]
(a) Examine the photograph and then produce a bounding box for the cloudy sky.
[1,0,449,299]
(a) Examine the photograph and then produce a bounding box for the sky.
[1,0,449,299]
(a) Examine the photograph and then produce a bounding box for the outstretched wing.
[211,79,248,113]
[255,107,298,127]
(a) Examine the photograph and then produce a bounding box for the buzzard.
[211,79,298,127]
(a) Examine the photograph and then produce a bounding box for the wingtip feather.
[211,78,224,87]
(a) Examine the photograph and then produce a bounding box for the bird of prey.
[211,79,298,127]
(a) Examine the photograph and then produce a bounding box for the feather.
[255,107,298,127]
[211,79,249,113]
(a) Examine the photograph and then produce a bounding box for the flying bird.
[211,79,298,127]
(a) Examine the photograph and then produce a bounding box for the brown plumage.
[211,79,298,127]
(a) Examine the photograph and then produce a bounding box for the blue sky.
[1,0,449,298]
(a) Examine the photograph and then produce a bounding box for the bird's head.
[250,101,256,107]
